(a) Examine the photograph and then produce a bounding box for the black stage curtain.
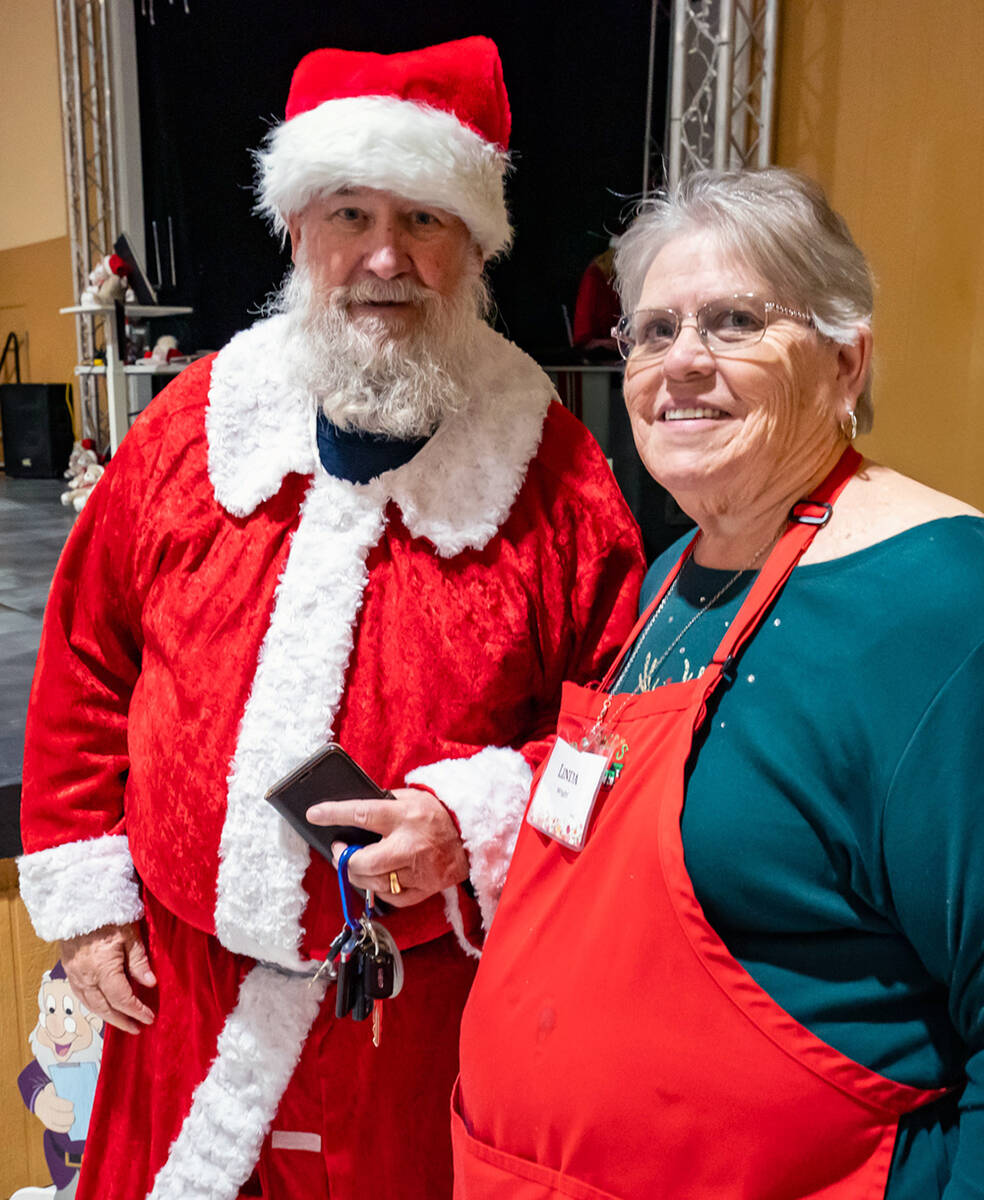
[133,0,670,362]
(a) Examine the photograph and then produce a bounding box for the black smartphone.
[264,742,393,859]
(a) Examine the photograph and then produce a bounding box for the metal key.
[309,922,351,987]
[310,957,336,987]
[365,918,402,1047]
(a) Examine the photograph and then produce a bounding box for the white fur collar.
[205,314,553,555]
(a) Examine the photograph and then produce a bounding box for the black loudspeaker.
[0,384,75,478]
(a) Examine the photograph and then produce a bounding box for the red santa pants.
[77,890,477,1200]
[256,931,477,1198]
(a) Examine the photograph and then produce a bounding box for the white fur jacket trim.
[408,745,533,945]
[208,314,553,964]
[17,834,144,941]
[205,313,552,557]
[146,964,324,1200]
[212,471,387,965]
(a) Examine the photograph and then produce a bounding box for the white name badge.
[527,737,610,851]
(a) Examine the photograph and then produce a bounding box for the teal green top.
[613,516,984,1200]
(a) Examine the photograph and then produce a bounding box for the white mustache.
[331,280,436,307]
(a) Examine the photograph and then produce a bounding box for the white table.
[60,304,192,452]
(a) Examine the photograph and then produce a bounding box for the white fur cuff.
[407,746,532,940]
[17,834,144,942]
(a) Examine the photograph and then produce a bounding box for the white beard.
[276,266,489,439]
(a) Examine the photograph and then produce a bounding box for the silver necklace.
[613,533,778,693]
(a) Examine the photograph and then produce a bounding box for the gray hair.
[614,167,875,432]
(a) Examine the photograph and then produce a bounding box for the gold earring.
[841,409,858,442]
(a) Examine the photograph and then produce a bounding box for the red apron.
[454,449,948,1199]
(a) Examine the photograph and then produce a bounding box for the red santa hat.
[256,36,512,260]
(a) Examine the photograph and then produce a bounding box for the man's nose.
[363,224,412,279]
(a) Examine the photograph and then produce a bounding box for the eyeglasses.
[612,294,814,361]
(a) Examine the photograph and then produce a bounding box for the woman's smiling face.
[622,228,844,519]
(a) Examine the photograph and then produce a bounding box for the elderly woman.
[452,168,984,1199]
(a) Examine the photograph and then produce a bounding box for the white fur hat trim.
[255,95,511,260]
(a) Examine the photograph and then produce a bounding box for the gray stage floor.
[0,476,76,790]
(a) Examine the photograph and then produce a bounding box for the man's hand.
[34,1082,75,1133]
[306,787,469,907]
[60,923,157,1034]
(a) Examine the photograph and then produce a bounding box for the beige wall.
[0,0,68,251]
[775,0,984,509]
[0,0,77,442]
[0,235,78,386]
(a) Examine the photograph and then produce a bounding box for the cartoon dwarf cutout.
[16,961,103,1200]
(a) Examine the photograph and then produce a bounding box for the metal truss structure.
[665,0,780,187]
[55,0,120,444]
[138,0,192,25]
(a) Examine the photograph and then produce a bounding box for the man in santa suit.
[17,36,643,1200]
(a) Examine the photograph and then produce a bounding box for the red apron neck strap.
[598,447,862,696]
[707,445,862,679]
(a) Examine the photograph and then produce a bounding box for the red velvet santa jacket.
[18,315,643,971]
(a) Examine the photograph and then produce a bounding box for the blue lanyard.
[337,844,373,930]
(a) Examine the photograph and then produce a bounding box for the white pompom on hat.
[255,36,513,261]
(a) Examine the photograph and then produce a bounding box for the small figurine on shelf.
[80,253,136,308]
[61,439,105,513]
[147,334,180,364]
